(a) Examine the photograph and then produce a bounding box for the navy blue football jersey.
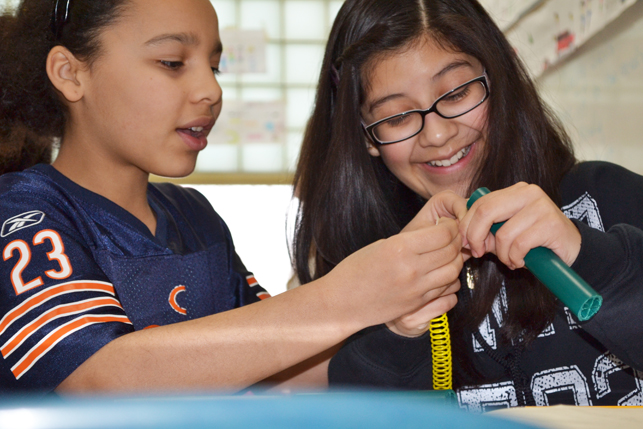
[0,164,269,392]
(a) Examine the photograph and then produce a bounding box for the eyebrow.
[144,32,223,55]
[432,59,473,80]
[366,59,475,114]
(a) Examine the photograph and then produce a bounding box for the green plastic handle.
[467,187,602,321]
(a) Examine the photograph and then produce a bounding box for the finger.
[461,182,535,258]
[402,218,461,258]
[419,257,464,303]
[403,191,467,233]
[399,293,459,330]
[461,247,473,262]
[431,191,468,221]
[493,203,545,268]
[502,205,581,268]
[436,278,461,298]
[415,229,464,277]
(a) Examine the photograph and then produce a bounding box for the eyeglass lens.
[372,80,487,144]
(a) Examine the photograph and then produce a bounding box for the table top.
[490,405,643,429]
[0,391,540,429]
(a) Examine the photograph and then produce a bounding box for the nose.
[417,112,458,148]
[190,63,223,109]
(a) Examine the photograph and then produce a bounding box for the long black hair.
[0,0,130,175]
[293,0,577,385]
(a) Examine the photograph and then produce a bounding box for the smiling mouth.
[427,144,472,167]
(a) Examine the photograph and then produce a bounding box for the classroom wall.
[537,0,643,175]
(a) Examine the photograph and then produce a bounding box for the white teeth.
[428,145,471,167]
[190,126,204,132]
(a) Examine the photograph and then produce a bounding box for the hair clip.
[330,64,341,87]
[51,0,72,40]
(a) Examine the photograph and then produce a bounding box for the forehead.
[108,0,220,49]
[363,37,481,99]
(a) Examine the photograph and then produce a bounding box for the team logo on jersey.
[169,285,187,315]
[1,211,46,238]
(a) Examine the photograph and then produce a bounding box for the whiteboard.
[537,0,643,175]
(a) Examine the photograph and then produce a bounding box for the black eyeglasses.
[51,0,72,41]
[362,74,490,145]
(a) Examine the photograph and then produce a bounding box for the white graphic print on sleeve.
[619,370,643,406]
[537,322,555,338]
[594,352,629,399]
[473,315,495,352]
[457,381,518,412]
[473,286,507,352]
[562,192,604,232]
[564,307,581,330]
[531,366,592,406]
[491,286,507,328]
[593,352,643,405]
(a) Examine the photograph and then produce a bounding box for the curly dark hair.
[0,0,130,175]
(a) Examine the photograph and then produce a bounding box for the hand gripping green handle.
[467,187,602,321]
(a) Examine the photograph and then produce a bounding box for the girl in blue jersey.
[294,0,643,407]
[0,0,465,393]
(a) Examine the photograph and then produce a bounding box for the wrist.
[385,321,430,338]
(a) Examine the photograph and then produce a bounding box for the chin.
[150,162,197,179]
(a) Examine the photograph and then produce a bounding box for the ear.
[46,46,85,103]
[366,139,381,157]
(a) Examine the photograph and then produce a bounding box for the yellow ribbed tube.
[429,313,452,390]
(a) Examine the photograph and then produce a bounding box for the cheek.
[114,76,180,134]
[378,145,412,172]
[469,103,489,135]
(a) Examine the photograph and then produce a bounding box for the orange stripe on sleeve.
[0,280,115,337]
[11,314,131,380]
[1,297,123,358]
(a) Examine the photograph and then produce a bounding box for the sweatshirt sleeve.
[328,324,434,389]
[563,161,643,370]
[571,220,643,370]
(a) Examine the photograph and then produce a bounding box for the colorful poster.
[219,29,267,74]
[208,101,286,145]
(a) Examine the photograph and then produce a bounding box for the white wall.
[537,1,643,174]
[188,184,296,297]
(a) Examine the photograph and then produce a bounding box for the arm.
[570,222,643,370]
[56,217,464,393]
[328,191,469,389]
[253,343,343,392]
[57,281,356,392]
[561,161,643,370]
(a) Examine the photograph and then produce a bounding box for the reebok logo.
[1,211,46,237]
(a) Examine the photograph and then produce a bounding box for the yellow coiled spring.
[429,313,452,390]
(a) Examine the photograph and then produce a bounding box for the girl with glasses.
[294,0,643,407]
[0,0,464,393]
